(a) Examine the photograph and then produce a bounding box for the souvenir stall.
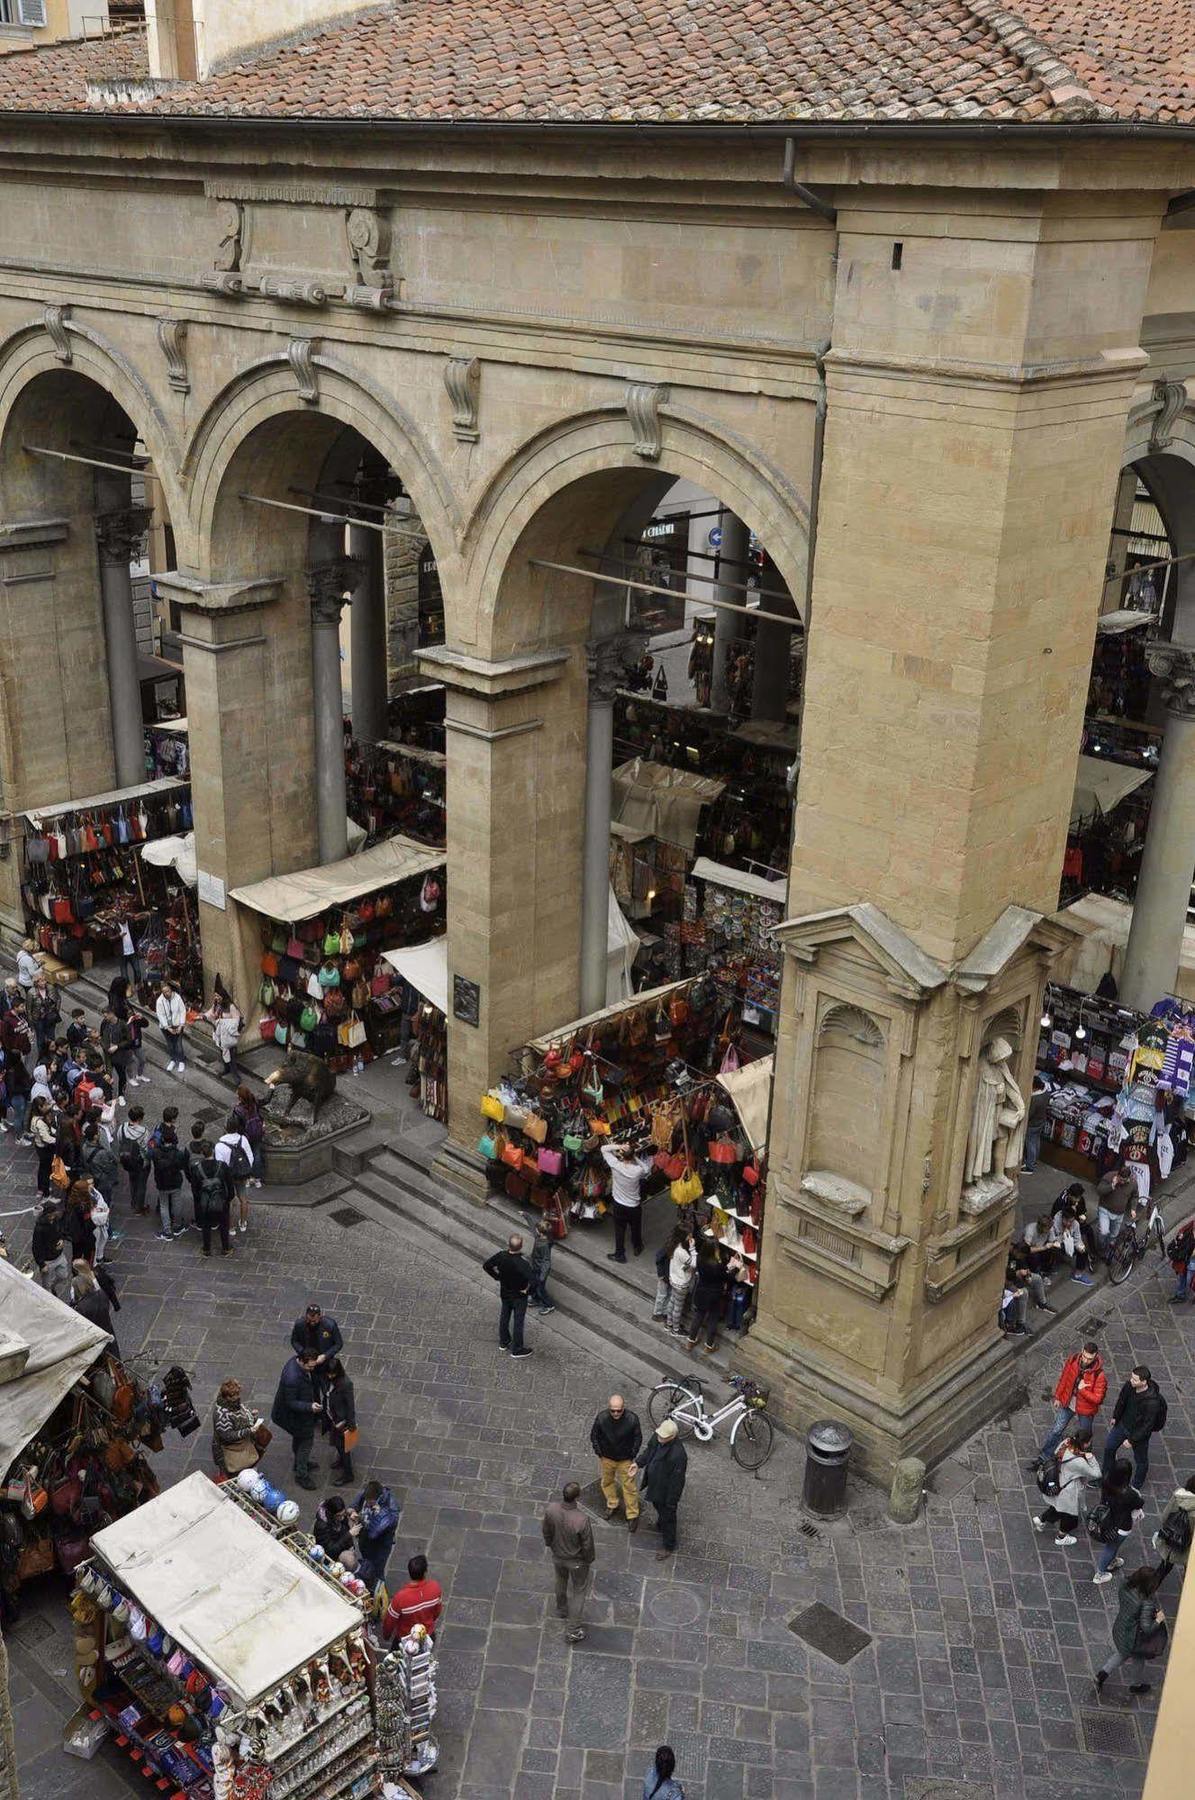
[73,1472,380,1800]
[0,1261,162,1618]
[698,1053,772,1308]
[381,938,448,1124]
[343,738,445,850]
[684,859,785,1036]
[145,718,190,783]
[19,778,194,976]
[1035,979,1195,1187]
[235,837,446,1068]
[382,681,444,754]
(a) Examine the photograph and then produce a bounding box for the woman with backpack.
[152,1125,187,1241]
[215,1114,254,1237]
[1152,1474,1195,1588]
[232,1085,266,1190]
[116,1104,152,1214]
[642,1746,684,1799]
[1032,1426,1100,1546]
[1095,1567,1167,1695]
[1089,1460,1142,1584]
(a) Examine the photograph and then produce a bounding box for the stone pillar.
[419,642,576,1185]
[739,182,1164,1477]
[709,514,750,714]
[348,521,389,744]
[307,559,359,866]
[1121,643,1195,1009]
[155,573,284,1014]
[750,564,798,723]
[96,507,151,790]
[579,639,621,1015]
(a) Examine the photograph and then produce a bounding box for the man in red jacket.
[1035,1340,1107,1460]
[381,1555,443,1644]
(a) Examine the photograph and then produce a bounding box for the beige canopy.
[717,1055,774,1155]
[0,1260,110,1482]
[229,836,444,923]
[611,758,725,851]
[1069,754,1151,830]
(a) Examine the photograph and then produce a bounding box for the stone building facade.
[2,2,1195,1471]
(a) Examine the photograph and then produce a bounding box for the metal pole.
[528,556,801,628]
[710,516,751,713]
[24,443,154,480]
[239,491,425,541]
[590,546,795,605]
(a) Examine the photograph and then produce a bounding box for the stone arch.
[458,402,810,657]
[182,351,458,577]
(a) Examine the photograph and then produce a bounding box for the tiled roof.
[0,4,1191,127]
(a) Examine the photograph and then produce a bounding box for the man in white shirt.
[214,1121,254,1237]
[155,981,188,1073]
[600,1138,655,1263]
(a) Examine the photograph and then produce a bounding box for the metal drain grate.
[787,1601,872,1664]
[904,1783,994,1799]
[11,1615,55,1647]
[329,1205,367,1228]
[1081,1711,1139,1756]
[799,1521,820,1539]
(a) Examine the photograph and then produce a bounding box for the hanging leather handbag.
[290,1028,308,1050]
[52,897,74,924]
[287,936,305,961]
[274,1020,289,1045]
[324,988,347,1019]
[299,1003,319,1034]
[671,1168,703,1206]
[342,958,361,982]
[346,1016,367,1048]
[655,1150,685,1180]
[261,953,280,979]
[500,1140,524,1170]
[522,1113,548,1145]
[537,1146,565,1177]
[351,979,369,1010]
[323,929,341,956]
[478,1130,500,1160]
[26,832,49,864]
[481,1094,504,1122]
[260,1016,277,1042]
[306,971,324,1001]
[708,1138,739,1165]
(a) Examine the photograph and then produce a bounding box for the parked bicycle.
[1107,1197,1168,1286]
[648,1372,775,1470]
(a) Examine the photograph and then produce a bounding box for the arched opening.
[195,405,450,1121]
[0,366,196,1001]
[1030,446,1195,1234]
[455,440,807,1324]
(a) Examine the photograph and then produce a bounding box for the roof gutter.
[2,112,1195,142]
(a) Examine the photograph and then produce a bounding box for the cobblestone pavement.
[3,1037,1194,1800]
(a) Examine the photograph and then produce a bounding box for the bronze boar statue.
[264,1045,337,1122]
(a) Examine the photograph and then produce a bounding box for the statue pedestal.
[737,902,1073,1478]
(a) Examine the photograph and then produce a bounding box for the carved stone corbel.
[213,199,243,273]
[258,275,330,308]
[346,206,394,309]
[1150,379,1187,452]
[626,382,668,460]
[287,337,320,405]
[444,356,480,442]
[156,318,189,394]
[43,304,71,365]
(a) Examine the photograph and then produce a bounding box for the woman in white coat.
[1033,1428,1101,1546]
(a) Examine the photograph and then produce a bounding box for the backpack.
[1158,1507,1193,1556]
[1085,1500,1120,1545]
[118,1127,148,1174]
[1154,1393,1168,1434]
[1034,1458,1061,1499]
[196,1164,227,1221]
[655,1243,672,1277]
[224,1138,252,1181]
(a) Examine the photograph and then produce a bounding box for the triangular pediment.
[774,903,948,997]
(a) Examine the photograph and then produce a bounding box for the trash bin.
[802,1418,853,1517]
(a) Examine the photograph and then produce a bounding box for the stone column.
[579,638,623,1015]
[750,568,798,723]
[96,507,151,789]
[1121,642,1195,1009]
[155,572,284,1016]
[307,559,359,866]
[709,514,750,713]
[348,520,389,744]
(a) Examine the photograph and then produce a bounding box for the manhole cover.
[1081,1712,1140,1756]
[330,1206,366,1228]
[647,1587,703,1628]
[905,1784,994,1800]
[787,1601,872,1665]
[10,1616,54,1647]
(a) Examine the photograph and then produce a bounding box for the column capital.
[95,507,151,566]
[306,557,363,622]
[587,631,646,704]
[1147,639,1195,719]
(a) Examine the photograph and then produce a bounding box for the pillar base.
[430,1138,491,1203]
[735,1321,1026,1484]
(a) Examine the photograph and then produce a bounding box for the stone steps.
[348,1143,733,1395]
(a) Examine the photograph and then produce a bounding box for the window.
[1,2,49,26]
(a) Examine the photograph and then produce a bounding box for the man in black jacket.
[271,1352,322,1489]
[1102,1365,1168,1488]
[636,1418,688,1560]
[482,1234,533,1357]
[591,1394,643,1529]
[290,1303,345,1408]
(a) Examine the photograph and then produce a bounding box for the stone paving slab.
[2,1017,1192,1798]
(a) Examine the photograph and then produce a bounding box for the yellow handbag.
[671,1169,703,1206]
[480,1094,504,1122]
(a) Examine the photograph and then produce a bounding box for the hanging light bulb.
[1074,1019,1087,1041]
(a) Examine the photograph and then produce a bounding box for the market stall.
[344,737,445,850]
[74,1471,381,1800]
[382,937,448,1123]
[0,1261,161,1618]
[145,717,190,782]
[236,837,445,1071]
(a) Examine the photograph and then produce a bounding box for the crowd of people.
[1028,1335,1192,1695]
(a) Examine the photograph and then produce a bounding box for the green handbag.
[478,1132,499,1159]
[299,1003,319,1033]
[323,929,340,956]
[271,929,287,954]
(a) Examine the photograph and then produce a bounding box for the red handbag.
[261,952,280,978]
[51,898,74,924]
[655,1151,685,1180]
[708,1138,739,1165]
[742,1161,760,1187]
[259,1016,277,1041]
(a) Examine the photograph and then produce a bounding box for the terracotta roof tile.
[0,4,1191,127]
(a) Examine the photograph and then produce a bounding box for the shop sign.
[196,869,226,910]
[452,974,480,1027]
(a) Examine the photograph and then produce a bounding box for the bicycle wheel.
[731,1409,774,1471]
[1107,1233,1139,1286]
[648,1382,699,1439]
[1153,1213,1168,1259]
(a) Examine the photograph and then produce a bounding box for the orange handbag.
[500,1140,524,1170]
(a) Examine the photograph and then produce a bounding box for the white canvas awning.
[24,776,187,825]
[140,832,197,887]
[717,1055,774,1155]
[384,936,448,1014]
[691,857,787,906]
[611,758,725,851]
[229,837,444,923]
[0,1259,110,1481]
[606,884,640,1004]
[90,1473,361,1708]
[1069,754,1151,830]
